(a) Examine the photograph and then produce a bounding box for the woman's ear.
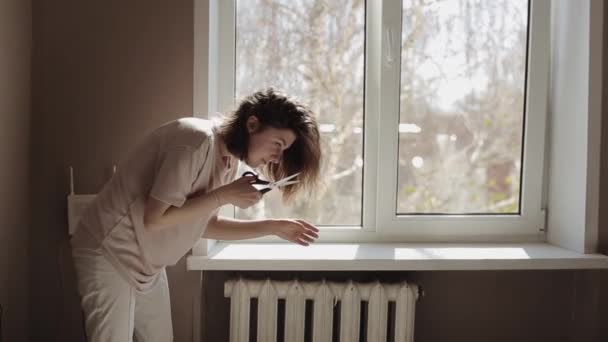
[246,115,260,133]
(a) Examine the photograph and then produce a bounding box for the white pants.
[72,247,174,342]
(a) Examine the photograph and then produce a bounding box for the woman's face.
[246,115,296,168]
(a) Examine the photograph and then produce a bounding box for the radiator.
[224,278,419,342]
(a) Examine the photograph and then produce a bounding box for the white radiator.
[224,278,419,342]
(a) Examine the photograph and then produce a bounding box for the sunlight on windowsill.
[187,242,608,271]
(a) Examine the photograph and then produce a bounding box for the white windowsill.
[186,242,608,271]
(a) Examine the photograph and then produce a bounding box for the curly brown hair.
[218,88,321,202]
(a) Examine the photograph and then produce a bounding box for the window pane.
[235,0,365,225]
[397,0,528,214]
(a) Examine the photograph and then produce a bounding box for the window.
[207,0,550,241]
[234,0,365,226]
[397,0,528,215]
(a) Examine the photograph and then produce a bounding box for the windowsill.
[187,242,608,271]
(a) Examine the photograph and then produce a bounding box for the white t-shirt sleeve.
[149,146,198,208]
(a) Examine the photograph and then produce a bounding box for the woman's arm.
[203,216,276,240]
[143,190,222,232]
[144,175,261,233]
[203,216,320,246]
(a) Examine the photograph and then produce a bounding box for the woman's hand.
[213,175,262,209]
[272,219,320,246]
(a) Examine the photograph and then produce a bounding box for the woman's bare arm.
[204,216,319,246]
[143,190,222,232]
[143,175,261,233]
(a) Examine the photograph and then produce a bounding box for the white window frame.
[203,0,552,243]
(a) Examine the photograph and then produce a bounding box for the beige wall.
[0,0,31,341]
[30,0,196,340]
[28,1,607,341]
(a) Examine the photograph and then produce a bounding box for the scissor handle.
[242,171,257,178]
[242,171,271,194]
[242,171,270,185]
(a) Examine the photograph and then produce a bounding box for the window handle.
[385,28,395,66]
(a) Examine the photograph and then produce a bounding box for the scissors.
[242,171,300,194]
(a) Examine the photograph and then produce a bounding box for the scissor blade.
[276,180,299,187]
[273,172,301,187]
[260,180,299,194]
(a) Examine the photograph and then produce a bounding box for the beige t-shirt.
[71,117,238,291]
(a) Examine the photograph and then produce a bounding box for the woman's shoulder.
[158,117,215,150]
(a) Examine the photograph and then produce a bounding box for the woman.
[70,88,322,341]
